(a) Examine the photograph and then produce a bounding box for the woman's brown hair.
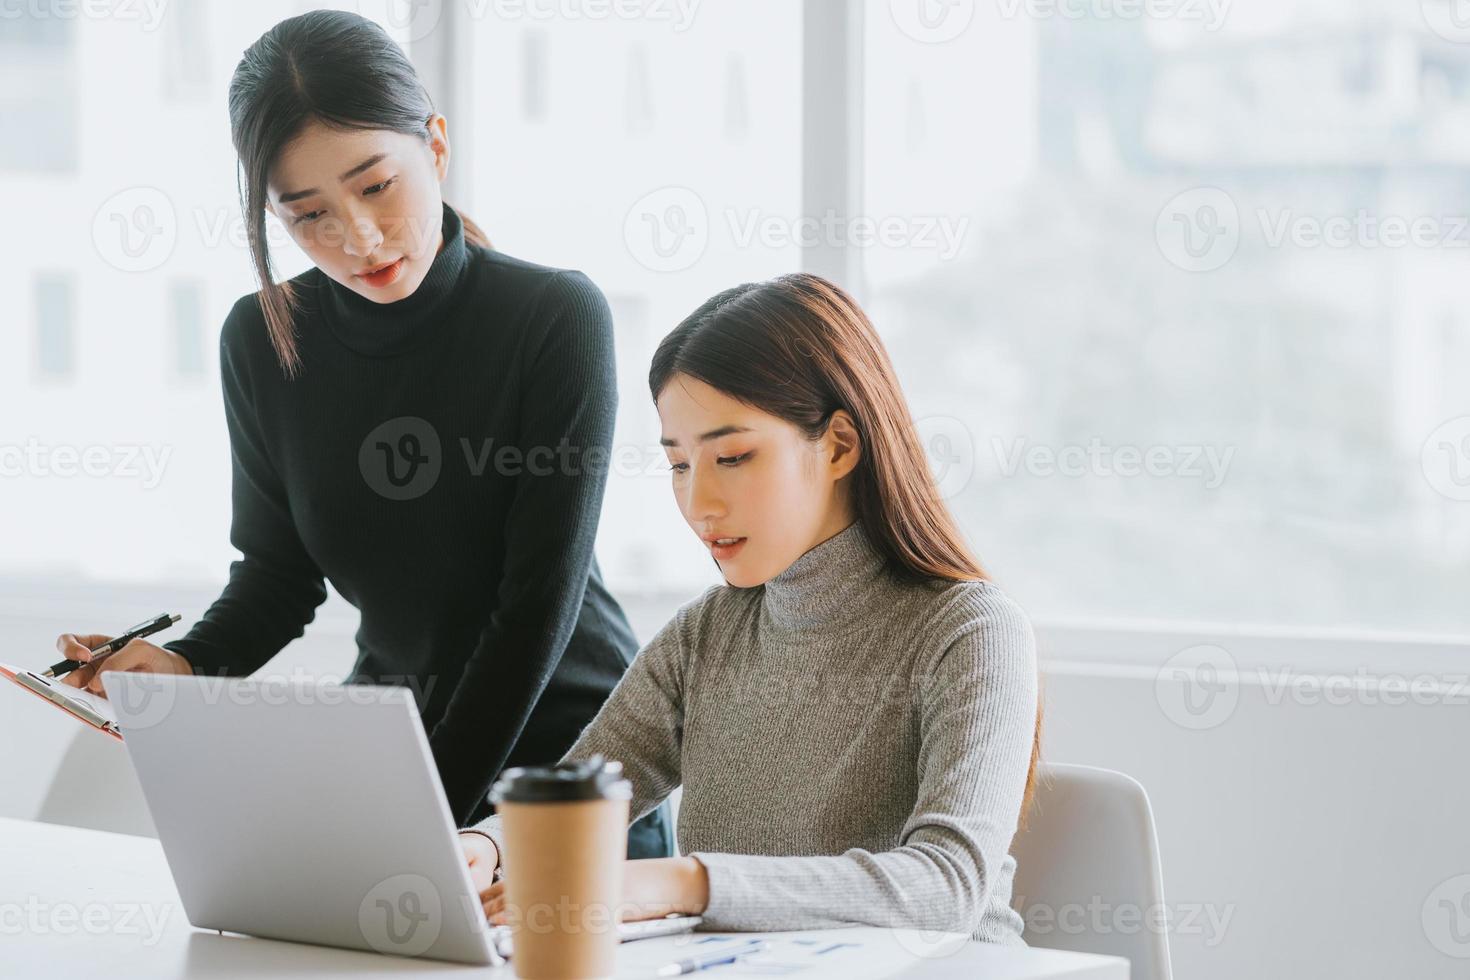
[227,9,490,378]
[649,272,1043,818]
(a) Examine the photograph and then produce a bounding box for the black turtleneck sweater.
[163,202,654,834]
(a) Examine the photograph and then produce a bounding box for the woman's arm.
[428,271,626,824]
[162,301,328,676]
[686,591,1037,935]
[465,596,699,863]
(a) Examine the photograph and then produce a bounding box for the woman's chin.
[718,560,771,590]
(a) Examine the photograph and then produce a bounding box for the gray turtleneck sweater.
[472,521,1038,944]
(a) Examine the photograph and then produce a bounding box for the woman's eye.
[669,461,690,473]
[365,177,397,195]
[293,210,323,225]
[716,452,752,467]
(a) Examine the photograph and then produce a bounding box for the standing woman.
[54,10,672,854]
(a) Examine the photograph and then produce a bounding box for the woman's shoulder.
[217,288,274,364]
[469,249,610,319]
[903,576,1037,670]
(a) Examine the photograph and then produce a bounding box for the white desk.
[1,818,1127,979]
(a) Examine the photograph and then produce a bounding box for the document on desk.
[0,662,122,740]
[614,926,971,978]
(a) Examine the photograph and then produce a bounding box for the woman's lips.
[357,257,405,288]
[707,537,746,561]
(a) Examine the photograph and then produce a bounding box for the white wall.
[1042,641,1470,980]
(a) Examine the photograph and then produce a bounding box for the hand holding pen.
[51,614,193,696]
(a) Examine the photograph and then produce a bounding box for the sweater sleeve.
[467,596,693,856]
[430,271,622,824]
[689,590,1037,935]
[162,303,329,676]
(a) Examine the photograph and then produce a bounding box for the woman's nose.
[343,213,384,258]
[686,467,726,523]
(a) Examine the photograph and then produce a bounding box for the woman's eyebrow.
[276,153,389,204]
[660,425,752,447]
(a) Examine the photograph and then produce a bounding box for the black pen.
[43,614,182,678]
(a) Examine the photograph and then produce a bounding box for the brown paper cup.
[492,758,631,980]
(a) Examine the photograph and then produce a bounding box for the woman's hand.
[473,856,709,927]
[460,831,502,914]
[53,634,193,697]
[619,857,710,921]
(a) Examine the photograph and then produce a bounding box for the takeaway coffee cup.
[489,755,631,980]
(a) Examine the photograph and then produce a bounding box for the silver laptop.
[103,672,500,965]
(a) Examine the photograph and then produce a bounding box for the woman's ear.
[825,410,862,482]
[427,113,451,182]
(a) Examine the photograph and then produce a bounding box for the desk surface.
[1,817,1127,979]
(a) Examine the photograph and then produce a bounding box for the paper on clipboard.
[0,661,122,740]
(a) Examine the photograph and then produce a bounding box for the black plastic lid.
[489,754,633,804]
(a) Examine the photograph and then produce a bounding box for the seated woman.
[458,272,1041,944]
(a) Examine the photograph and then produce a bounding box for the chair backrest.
[1010,762,1172,980]
[36,729,157,838]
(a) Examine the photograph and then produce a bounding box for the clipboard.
[0,661,122,740]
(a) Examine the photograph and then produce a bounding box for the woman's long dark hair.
[228,9,490,377]
[649,273,1043,817]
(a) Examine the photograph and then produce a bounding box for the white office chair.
[36,729,157,838]
[1009,763,1172,980]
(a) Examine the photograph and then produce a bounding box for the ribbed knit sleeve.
[429,270,621,824]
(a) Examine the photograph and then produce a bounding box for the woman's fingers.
[481,880,506,924]
[80,641,153,696]
[55,632,110,661]
[59,662,98,690]
[54,633,111,689]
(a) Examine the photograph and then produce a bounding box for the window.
[0,4,411,585]
[862,0,1470,634]
[5,1,1462,642]
[467,0,803,595]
